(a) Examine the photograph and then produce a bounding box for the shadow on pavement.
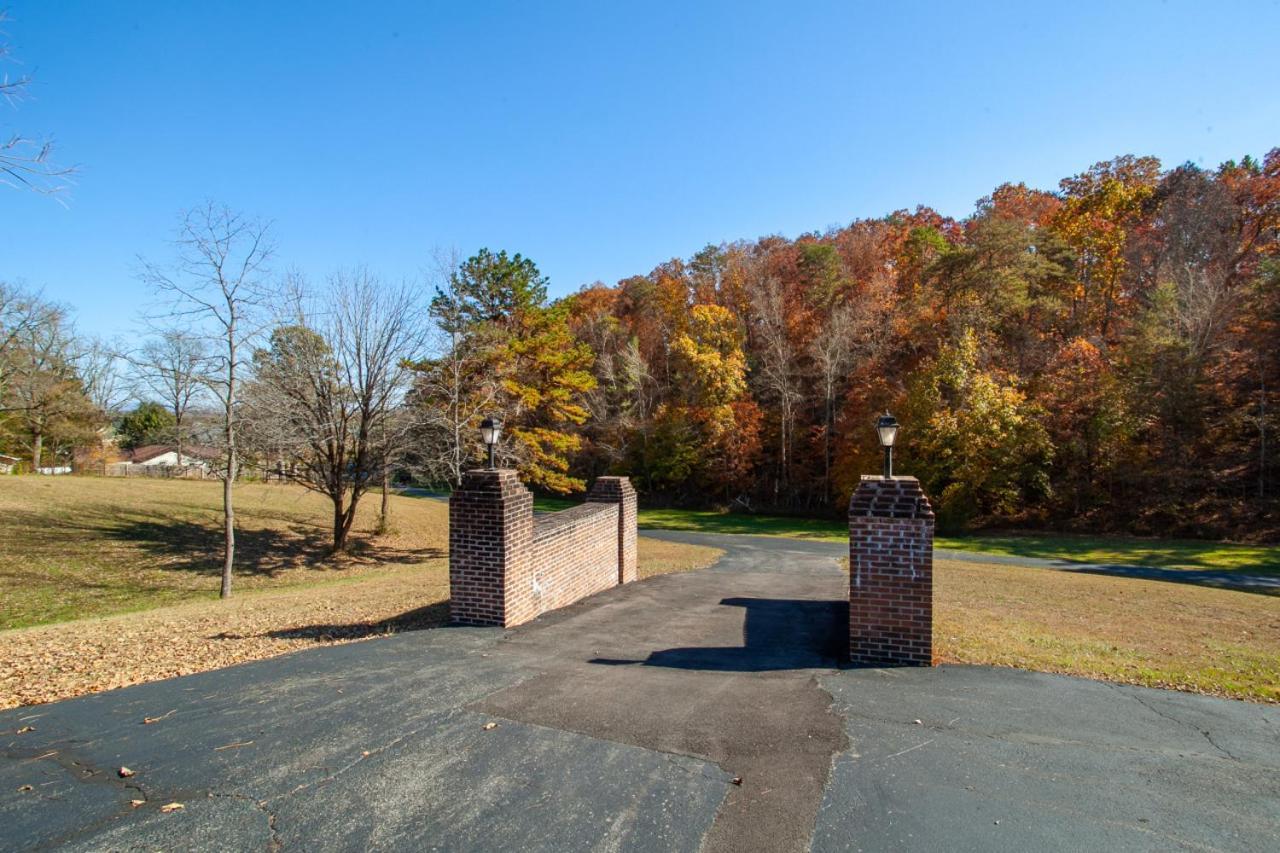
[592,596,846,672]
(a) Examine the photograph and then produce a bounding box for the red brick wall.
[449,470,638,627]
[586,476,637,583]
[518,503,620,623]
[448,469,532,627]
[848,475,935,667]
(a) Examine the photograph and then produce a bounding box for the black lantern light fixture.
[480,416,502,469]
[876,411,899,479]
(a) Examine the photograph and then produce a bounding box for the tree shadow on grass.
[256,601,452,643]
[2,505,444,579]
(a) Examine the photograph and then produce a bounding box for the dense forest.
[410,152,1280,539]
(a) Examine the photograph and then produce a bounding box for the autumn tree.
[1036,339,1130,516]
[903,329,1052,528]
[1053,155,1161,337]
[3,303,101,469]
[424,249,595,493]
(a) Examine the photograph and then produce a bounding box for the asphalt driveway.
[2,533,1277,851]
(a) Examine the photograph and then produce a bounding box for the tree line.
[412,151,1279,541]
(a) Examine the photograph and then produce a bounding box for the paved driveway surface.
[2,533,1277,852]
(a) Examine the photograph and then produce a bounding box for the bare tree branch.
[138,202,275,598]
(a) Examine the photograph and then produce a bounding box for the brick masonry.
[449,470,638,628]
[848,475,935,667]
[586,476,638,584]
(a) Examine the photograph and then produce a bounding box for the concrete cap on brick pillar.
[455,467,527,495]
[848,475,935,520]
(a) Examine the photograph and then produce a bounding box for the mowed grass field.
[0,476,453,631]
[933,558,1280,703]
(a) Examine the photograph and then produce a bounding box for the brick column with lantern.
[847,412,935,666]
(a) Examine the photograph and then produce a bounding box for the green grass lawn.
[557,502,1279,576]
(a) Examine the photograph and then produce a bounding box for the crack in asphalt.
[1107,682,1242,762]
[267,707,472,805]
[208,790,281,851]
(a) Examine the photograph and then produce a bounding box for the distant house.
[122,445,220,470]
[0,454,19,474]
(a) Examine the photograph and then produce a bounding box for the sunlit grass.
[0,476,450,630]
[931,557,1280,703]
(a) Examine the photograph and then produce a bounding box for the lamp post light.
[876,412,899,479]
[480,417,502,469]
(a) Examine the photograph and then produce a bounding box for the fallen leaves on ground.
[0,560,451,710]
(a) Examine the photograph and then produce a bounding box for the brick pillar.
[449,469,533,627]
[586,476,638,584]
[848,475,934,667]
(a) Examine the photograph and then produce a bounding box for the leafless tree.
[747,273,799,502]
[405,251,499,487]
[78,338,130,416]
[245,269,425,552]
[140,203,274,598]
[808,276,892,505]
[1,11,75,195]
[129,330,209,463]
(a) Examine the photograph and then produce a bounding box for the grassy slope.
[934,557,1280,703]
[0,476,452,630]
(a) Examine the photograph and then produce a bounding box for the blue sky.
[3,1,1279,340]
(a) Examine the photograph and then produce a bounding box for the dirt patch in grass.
[934,558,1280,703]
[0,529,721,710]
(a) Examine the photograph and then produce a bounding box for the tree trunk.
[221,333,237,600]
[221,466,235,598]
[379,464,390,534]
[1261,373,1268,500]
[333,494,361,553]
[333,498,348,552]
[174,412,184,468]
[31,430,43,472]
